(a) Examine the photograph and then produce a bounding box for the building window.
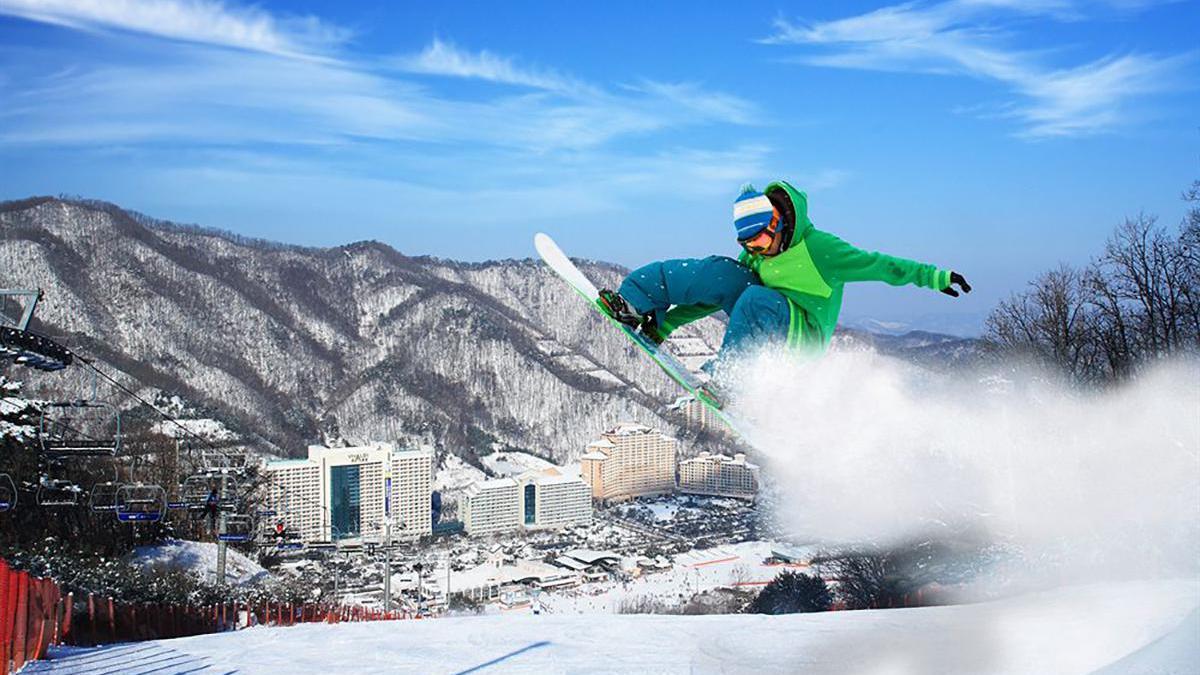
[330,465,361,540]
[524,483,536,525]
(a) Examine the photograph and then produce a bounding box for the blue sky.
[0,0,1197,333]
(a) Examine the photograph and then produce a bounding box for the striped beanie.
[733,184,775,241]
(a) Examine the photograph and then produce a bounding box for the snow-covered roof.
[552,556,590,571]
[606,422,655,436]
[587,438,616,449]
[680,453,759,469]
[453,559,576,590]
[580,451,608,461]
[463,477,518,496]
[563,549,620,565]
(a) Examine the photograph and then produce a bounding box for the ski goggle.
[740,209,781,254]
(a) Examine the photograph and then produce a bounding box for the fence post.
[106,597,115,643]
[87,594,96,646]
[12,572,28,672]
[1,562,12,675]
[61,592,73,646]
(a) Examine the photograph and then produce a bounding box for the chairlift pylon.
[116,483,167,523]
[0,473,16,512]
[0,289,72,371]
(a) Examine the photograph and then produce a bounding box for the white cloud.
[0,0,347,58]
[763,0,1191,137]
[393,38,593,96]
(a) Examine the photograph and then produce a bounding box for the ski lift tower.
[0,288,72,371]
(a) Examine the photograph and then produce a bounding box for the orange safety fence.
[2,557,416,674]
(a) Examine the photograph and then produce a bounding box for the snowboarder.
[599,180,970,373]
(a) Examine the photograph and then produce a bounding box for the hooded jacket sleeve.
[813,231,950,290]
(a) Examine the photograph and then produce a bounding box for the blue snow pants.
[618,256,792,358]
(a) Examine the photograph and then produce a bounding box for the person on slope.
[598,181,970,391]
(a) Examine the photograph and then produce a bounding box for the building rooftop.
[264,458,315,469]
[463,477,518,497]
[681,452,759,469]
[562,549,620,565]
[579,451,608,461]
[605,422,656,436]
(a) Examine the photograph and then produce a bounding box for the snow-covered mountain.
[0,197,726,462]
[0,197,980,463]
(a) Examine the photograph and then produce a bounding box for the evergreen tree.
[747,570,832,615]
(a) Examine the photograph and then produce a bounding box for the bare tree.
[986,185,1200,383]
[986,265,1098,381]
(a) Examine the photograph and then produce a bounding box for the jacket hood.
[764,180,813,250]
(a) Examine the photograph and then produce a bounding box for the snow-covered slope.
[29,579,1200,674]
[130,539,267,586]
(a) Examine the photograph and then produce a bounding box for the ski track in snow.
[32,579,1200,674]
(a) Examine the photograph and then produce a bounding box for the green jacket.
[663,180,951,349]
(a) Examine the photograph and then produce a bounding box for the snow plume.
[730,348,1200,582]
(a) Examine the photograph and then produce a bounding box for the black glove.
[941,271,971,298]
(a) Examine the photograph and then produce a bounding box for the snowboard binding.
[597,289,664,345]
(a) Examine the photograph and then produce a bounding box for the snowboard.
[534,233,741,435]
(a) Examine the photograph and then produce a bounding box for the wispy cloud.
[393,37,593,95]
[0,0,348,58]
[763,0,1192,137]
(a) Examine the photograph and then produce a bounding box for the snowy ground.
[434,454,488,492]
[130,539,267,586]
[480,451,555,478]
[27,579,1199,674]
[542,541,809,614]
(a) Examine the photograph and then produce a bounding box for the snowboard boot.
[597,289,664,344]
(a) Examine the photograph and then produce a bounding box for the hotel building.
[263,443,433,542]
[579,422,677,501]
[678,451,760,500]
[462,468,592,536]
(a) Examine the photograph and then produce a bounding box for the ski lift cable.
[57,345,240,461]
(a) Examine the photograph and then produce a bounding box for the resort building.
[462,468,592,536]
[263,443,433,542]
[462,478,522,536]
[678,451,759,500]
[667,395,715,430]
[580,422,677,501]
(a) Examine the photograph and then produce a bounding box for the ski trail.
[22,642,225,675]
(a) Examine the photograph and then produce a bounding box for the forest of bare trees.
[985,180,1200,383]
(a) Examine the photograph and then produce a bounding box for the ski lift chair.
[181,473,240,513]
[0,473,16,512]
[37,477,81,507]
[218,514,255,542]
[115,484,167,523]
[38,401,121,457]
[89,479,124,513]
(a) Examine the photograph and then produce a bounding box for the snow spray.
[727,347,1200,586]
